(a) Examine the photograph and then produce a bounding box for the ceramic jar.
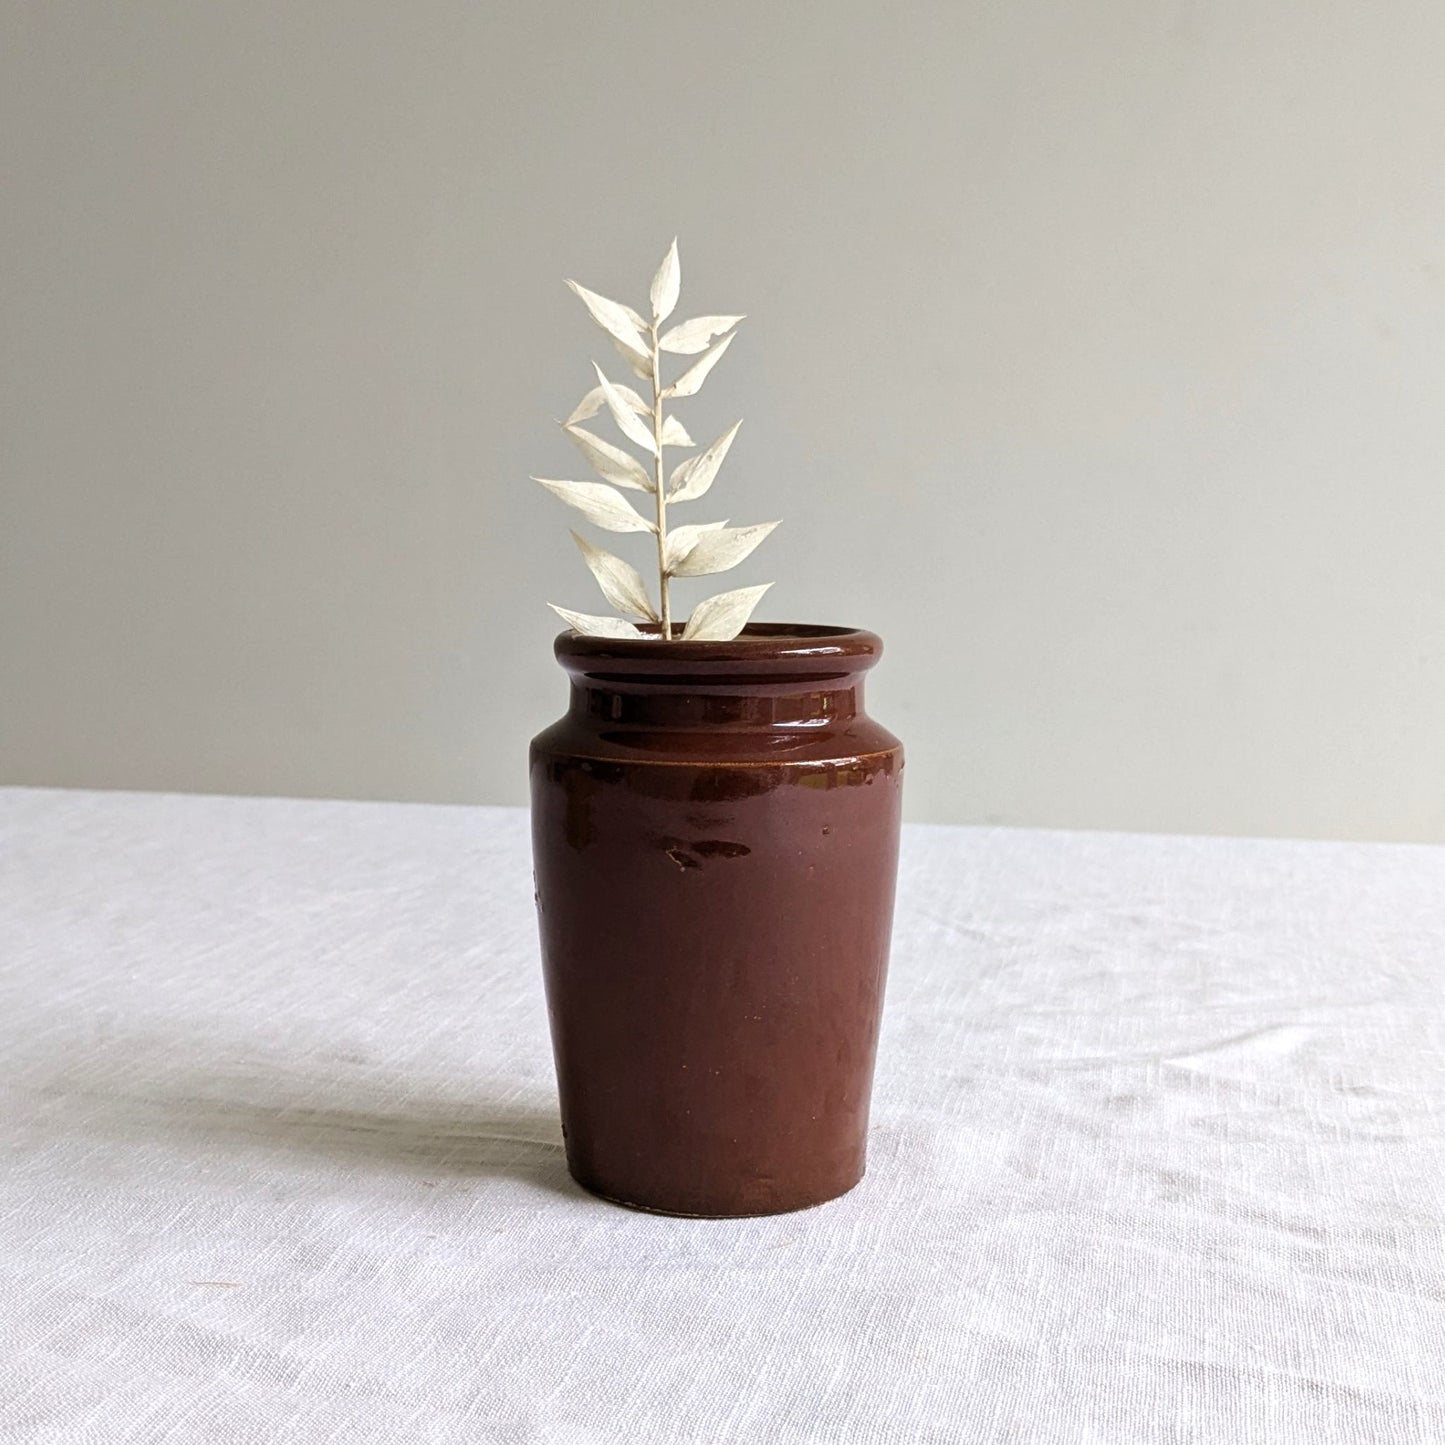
[530,624,903,1216]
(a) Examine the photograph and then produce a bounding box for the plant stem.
[650,324,671,638]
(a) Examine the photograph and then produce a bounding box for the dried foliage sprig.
[533,239,776,641]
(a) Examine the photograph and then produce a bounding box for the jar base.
[568,1166,865,1219]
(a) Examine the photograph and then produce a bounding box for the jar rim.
[554,622,882,668]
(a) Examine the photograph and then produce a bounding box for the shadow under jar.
[530,624,904,1217]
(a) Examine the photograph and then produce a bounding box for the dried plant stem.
[543,241,772,642]
[649,325,672,638]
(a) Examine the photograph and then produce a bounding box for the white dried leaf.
[658,314,744,355]
[565,383,647,427]
[682,583,772,641]
[594,364,658,455]
[533,477,656,533]
[662,519,729,572]
[566,280,649,354]
[563,424,653,492]
[548,604,648,639]
[570,531,657,620]
[613,335,653,380]
[660,415,694,448]
[665,332,735,399]
[650,237,680,323]
[668,419,741,502]
[669,520,778,577]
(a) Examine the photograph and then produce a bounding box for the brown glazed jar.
[530,623,903,1217]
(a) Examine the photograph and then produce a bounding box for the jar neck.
[569,677,861,731]
[554,626,882,735]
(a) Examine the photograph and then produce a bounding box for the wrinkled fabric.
[2,787,1442,1443]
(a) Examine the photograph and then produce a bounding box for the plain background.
[3,1,1443,839]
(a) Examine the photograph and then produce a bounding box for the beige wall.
[3,2,1444,838]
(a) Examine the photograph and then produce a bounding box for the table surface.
[3,787,1443,1443]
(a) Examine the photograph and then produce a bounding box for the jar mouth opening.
[555,622,882,669]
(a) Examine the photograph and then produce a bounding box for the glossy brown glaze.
[530,624,903,1217]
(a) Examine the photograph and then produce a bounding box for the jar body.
[530,625,903,1217]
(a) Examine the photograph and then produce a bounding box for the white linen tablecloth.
[2,787,1443,1443]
